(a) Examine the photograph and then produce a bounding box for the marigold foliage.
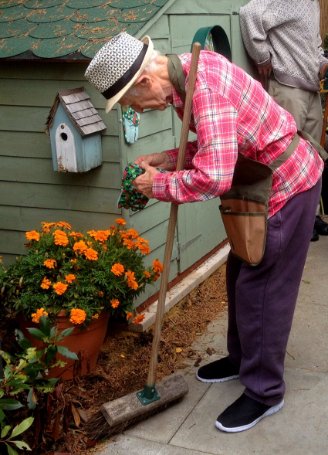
[1,220,163,327]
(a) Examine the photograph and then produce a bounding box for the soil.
[2,264,228,454]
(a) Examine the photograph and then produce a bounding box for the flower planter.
[20,311,110,380]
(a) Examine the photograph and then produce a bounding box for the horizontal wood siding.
[0,62,124,264]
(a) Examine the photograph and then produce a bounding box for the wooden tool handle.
[147,42,201,387]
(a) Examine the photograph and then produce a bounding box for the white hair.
[125,49,161,97]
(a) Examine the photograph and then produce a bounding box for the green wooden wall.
[0,0,250,304]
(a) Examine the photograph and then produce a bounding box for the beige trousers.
[268,79,323,142]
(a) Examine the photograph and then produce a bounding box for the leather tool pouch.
[220,134,300,266]
[219,155,272,266]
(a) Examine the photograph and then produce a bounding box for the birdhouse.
[46,87,106,173]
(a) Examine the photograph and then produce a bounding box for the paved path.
[96,237,328,455]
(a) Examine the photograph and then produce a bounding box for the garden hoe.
[100,42,201,435]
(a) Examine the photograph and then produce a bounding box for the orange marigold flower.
[69,231,84,239]
[69,308,87,325]
[40,277,51,289]
[115,218,126,225]
[143,270,151,279]
[122,238,134,250]
[135,238,151,255]
[26,230,40,242]
[65,274,76,283]
[152,259,164,274]
[56,221,72,230]
[125,228,139,239]
[53,281,68,295]
[43,258,57,269]
[31,308,48,323]
[53,229,69,246]
[41,222,56,233]
[88,229,111,243]
[125,270,138,290]
[84,248,98,261]
[133,314,145,325]
[110,298,120,309]
[73,240,88,253]
[111,263,125,276]
[126,312,133,320]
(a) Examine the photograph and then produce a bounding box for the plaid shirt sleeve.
[153,89,238,203]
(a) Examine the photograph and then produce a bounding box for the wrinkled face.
[119,77,171,113]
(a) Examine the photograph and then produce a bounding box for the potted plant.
[0,219,163,379]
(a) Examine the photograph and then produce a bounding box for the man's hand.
[257,61,272,90]
[132,162,159,198]
[134,151,173,170]
[320,63,328,79]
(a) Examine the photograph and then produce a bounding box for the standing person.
[85,32,323,432]
[239,0,328,241]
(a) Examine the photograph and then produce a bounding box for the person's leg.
[268,80,309,131]
[196,252,242,383]
[216,180,321,432]
[268,81,325,241]
[301,91,323,143]
[237,181,320,405]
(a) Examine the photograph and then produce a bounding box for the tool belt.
[220,131,326,266]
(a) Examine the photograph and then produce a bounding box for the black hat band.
[102,43,148,100]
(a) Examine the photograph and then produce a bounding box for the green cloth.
[118,163,149,212]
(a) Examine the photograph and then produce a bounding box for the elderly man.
[85,32,323,433]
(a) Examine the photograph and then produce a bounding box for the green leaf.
[5,444,18,455]
[39,315,50,336]
[0,399,24,411]
[60,327,74,338]
[0,350,12,364]
[57,346,78,360]
[27,388,37,410]
[14,330,31,350]
[10,417,34,438]
[26,328,45,341]
[49,326,57,338]
[10,440,32,451]
[0,408,6,422]
[1,424,12,438]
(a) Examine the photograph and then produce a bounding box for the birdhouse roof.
[0,0,172,60]
[46,87,106,136]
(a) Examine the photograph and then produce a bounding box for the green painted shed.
[0,0,251,303]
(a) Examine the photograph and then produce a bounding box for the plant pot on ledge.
[19,311,110,381]
[1,219,163,380]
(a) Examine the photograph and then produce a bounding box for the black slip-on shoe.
[311,227,319,241]
[315,216,328,235]
[196,356,239,383]
[215,393,284,433]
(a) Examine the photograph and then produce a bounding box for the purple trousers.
[226,180,321,406]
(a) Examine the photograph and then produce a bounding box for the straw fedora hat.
[85,32,154,112]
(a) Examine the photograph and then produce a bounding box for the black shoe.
[196,357,239,383]
[215,393,284,433]
[311,227,319,242]
[314,216,328,235]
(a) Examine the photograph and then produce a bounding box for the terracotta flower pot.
[20,312,110,380]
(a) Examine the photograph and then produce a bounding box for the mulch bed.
[1,264,228,454]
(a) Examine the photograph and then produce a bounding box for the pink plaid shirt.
[153,51,323,216]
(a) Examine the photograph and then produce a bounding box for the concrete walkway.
[96,237,328,455]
